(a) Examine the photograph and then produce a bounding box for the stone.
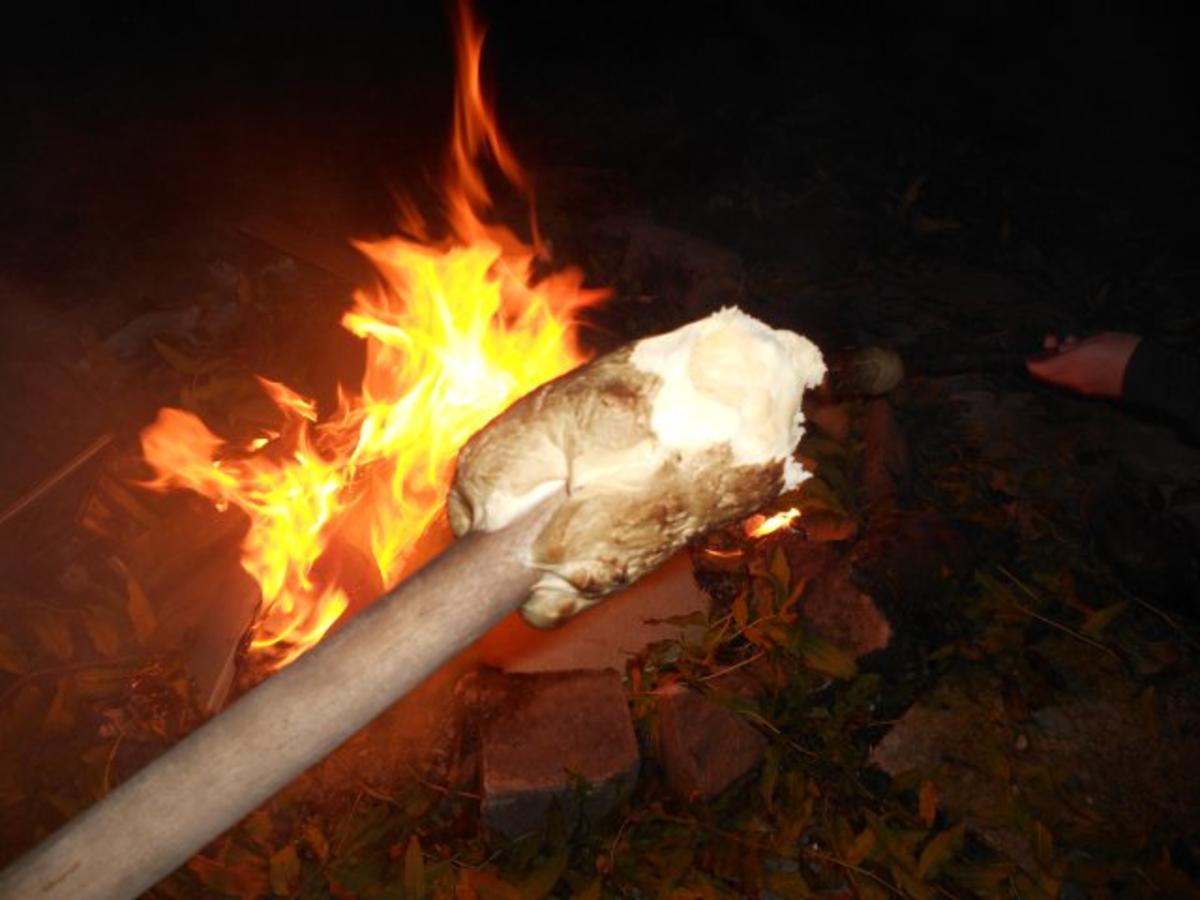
[800,559,892,658]
[653,682,768,802]
[870,638,1200,877]
[474,550,709,674]
[479,669,639,840]
[806,399,851,443]
[858,398,911,510]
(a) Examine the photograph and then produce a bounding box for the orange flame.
[140,0,604,669]
[743,507,801,539]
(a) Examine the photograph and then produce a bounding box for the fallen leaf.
[125,575,157,646]
[404,835,425,900]
[791,629,856,680]
[917,822,964,878]
[1081,601,1127,637]
[269,843,301,896]
[31,612,74,661]
[304,822,330,863]
[43,677,76,734]
[918,780,938,827]
[0,631,28,675]
[187,855,269,897]
[82,606,121,658]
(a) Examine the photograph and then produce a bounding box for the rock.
[800,559,892,658]
[479,669,639,840]
[858,398,911,510]
[870,639,1200,877]
[849,510,973,610]
[806,400,851,443]
[475,550,709,674]
[653,682,768,802]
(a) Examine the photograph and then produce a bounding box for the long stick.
[0,496,560,900]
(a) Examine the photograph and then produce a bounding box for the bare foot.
[1025,332,1142,398]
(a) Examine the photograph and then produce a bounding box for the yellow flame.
[140,0,604,669]
[743,507,801,539]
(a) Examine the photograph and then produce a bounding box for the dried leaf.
[0,631,28,675]
[914,214,961,235]
[847,827,877,865]
[304,822,330,863]
[768,546,790,593]
[917,780,938,827]
[31,612,74,661]
[269,843,301,896]
[917,822,964,878]
[731,591,749,630]
[404,836,425,900]
[125,575,157,646]
[243,810,274,847]
[759,744,780,810]
[1081,601,1127,637]
[762,870,812,899]
[899,174,926,214]
[153,338,224,375]
[459,869,522,900]
[43,677,76,734]
[1032,819,1054,864]
[187,855,269,897]
[82,606,121,658]
[516,843,566,900]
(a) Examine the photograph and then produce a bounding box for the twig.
[405,763,481,801]
[802,848,907,898]
[696,649,765,682]
[101,732,125,797]
[740,710,818,759]
[0,655,147,709]
[1132,596,1200,651]
[993,565,1123,663]
[0,432,114,529]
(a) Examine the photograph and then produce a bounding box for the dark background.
[0,0,1196,485]
[2,1,1194,261]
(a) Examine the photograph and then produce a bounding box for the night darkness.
[2,2,1199,896]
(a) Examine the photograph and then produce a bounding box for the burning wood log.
[0,308,825,900]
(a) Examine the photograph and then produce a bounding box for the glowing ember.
[743,507,801,539]
[140,0,604,669]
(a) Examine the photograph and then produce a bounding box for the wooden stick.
[0,495,561,900]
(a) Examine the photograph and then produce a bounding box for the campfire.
[139,0,605,670]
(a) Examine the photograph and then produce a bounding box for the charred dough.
[449,308,826,626]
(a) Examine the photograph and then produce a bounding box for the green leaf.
[516,844,567,900]
[917,822,964,878]
[269,843,300,896]
[791,629,856,680]
[404,836,425,900]
[1081,601,1127,637]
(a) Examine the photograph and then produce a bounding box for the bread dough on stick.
[449,307,827,626]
